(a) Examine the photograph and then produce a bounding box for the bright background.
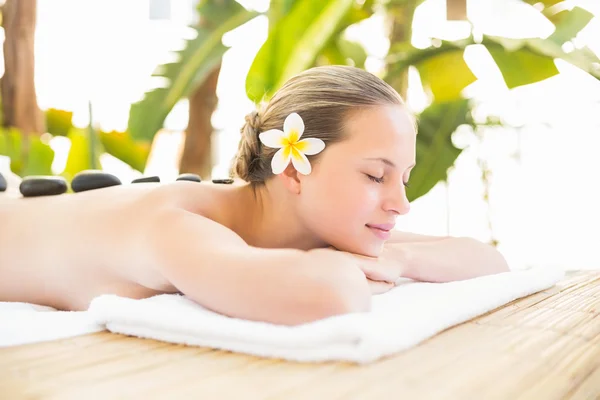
[13,0,600,270]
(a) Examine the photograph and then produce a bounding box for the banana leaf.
[483,35,600,86]
[546,6,594,45]
[268,0,297,28]
[45,108,74,137]
[128,1,258,141]
[387,27,599,97]
[316,0,374,68]
[61,128,102,182]
[407,99,472,202]
[0,128,54,177]
[99,130,151,173]
[386,39,476,101]
[246,0,355,103]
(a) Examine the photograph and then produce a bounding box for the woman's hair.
[231,65,406,183]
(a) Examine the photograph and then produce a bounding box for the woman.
[0,65,509,325]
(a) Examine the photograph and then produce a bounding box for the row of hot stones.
[0,170,234,197]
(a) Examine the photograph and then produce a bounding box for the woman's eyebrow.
[364,157,416,170]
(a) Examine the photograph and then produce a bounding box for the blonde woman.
[0,66,509,325]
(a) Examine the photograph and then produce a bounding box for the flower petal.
[259,129,286,148]
[295,138,325,155]
[271,146,292,175]
[290,146,312,175]
[283,113,305,141]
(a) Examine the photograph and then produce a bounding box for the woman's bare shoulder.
[144,181,234,216]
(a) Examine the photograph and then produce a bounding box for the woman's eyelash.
[366,174,411,188]
[367,174,384,184]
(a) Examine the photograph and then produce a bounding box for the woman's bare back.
[0,181,231,310]
[0,178,371,325]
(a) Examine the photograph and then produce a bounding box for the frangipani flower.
[258,113,325,175]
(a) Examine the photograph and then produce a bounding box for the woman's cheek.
[346,186,380,221]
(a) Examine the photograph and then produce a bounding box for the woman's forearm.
[150,209,370,325]
[385,237,510,283]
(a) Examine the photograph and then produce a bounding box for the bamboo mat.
[1,270,599,399]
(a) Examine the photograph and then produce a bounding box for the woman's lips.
[367,223,395,231]
[366,224,393,240]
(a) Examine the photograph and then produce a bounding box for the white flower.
[258,112,325,175]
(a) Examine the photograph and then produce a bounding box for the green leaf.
[484,35,600,83]
[21,136,55,177]
[246,0,355,103]
[61,129,101,182]
[319,41,348,65]
[407,99,471,202]
[99,130,150,173]
[268,0,297,28]
[487,46,559,88]
[386,39,471,79]
[387,34,599,93]
[385,39,476,101]
[521,0,562,8]
[128,1,258,141]
[337,38,368,67]
[416,49,476,101]
[0,128,23,175]
[340,0,375,30]
[45,108,74,137]
[320,37,368,67]
[315,0,374,68]
[0,129,55,177]
[547,6,594,45]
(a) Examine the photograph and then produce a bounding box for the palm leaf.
[245,0,355,103]
[407,99,472,202]
[547,6,594,45]
[128,1,257,141]
[386,39,476,101]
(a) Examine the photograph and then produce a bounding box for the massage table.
[1,270,598,399]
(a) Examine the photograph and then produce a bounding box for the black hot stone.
[132,176,160,184]
[71,170,121,193]
[212,178,234,184]
[19,176,68,197]
[0,173,6,192]
[176,173,201,182]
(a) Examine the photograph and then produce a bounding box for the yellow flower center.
[280,130,299,147]
[279,130,306,161]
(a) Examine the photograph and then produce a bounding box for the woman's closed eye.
[366,174,410,188]
[366,174,384,184]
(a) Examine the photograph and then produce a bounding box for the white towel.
[88,266,564,364]
[0,302,103,347]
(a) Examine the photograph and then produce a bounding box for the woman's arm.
[388,230,450,243]
[341,235,510,286]
[384,236,510,283]
[145,208,371,326]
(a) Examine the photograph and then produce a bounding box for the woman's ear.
[277,164,302,194]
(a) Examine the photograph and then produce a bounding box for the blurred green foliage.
[1,0,598,201]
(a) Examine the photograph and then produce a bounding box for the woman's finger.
[359,262,398,283]
[367,279,395,295]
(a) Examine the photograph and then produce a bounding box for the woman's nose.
[383,184,411,215]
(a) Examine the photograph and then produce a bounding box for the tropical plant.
[132,0,598,200]
[6,0,596,200]
[127,0,374,178]
[0,105,151,182]
[127,0,259,177]
[245,0,599,201]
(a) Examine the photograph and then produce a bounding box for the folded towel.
[88,266,564,364]
[0,302,103,347]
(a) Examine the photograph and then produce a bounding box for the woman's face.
[298,105,416,257]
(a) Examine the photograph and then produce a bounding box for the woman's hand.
[327,246,406,294]
[366,279,395,295]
